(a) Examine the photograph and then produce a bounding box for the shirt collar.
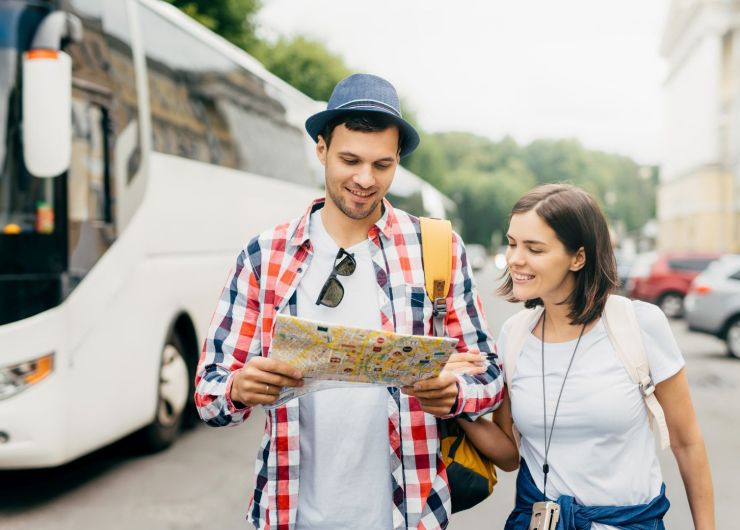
[289,197,397,248]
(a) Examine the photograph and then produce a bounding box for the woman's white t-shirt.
[499,301,684,530]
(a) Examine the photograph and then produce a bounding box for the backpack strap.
[503,307,542,389]
[419,217,453,337]
[503,306,543,449]
[603,294,671,450]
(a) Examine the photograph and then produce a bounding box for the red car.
[626,252,721,318]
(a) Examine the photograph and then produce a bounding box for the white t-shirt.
[499,301,684,530]
[295,212,393,530]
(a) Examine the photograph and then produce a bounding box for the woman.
[456,184,714,529]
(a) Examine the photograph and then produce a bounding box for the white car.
[685,254,740,358]
[466,244,488,271]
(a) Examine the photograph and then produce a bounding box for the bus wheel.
[140,334,190,451]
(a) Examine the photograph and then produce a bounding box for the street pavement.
[1,260,737,529]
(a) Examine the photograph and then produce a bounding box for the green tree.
[256,36,352,101]
[410,132,657,246]
[164,0,262,52]
[402,132,449,191]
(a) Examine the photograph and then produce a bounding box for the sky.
[257,0,670,165]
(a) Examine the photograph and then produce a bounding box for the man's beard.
[327,185,381,220]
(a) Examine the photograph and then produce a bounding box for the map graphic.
[264,314,458,408]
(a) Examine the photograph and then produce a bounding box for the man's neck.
[320,201,382,248]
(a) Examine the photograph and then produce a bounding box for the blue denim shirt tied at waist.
[504,459,670,530]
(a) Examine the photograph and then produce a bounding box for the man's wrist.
[232,398,248,409]
[226,371,250,412]
[449,383,459,414]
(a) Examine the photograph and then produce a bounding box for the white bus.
[0,0,450,468]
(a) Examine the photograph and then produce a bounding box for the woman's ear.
[570,247,586,272]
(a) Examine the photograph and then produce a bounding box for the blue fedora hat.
[305,73,420,157]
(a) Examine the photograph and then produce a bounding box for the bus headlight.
[0,353,54,400]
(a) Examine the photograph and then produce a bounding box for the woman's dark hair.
[319,112,403,153]
[497,183,619,325]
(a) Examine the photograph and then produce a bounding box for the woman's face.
[505,209,584,305]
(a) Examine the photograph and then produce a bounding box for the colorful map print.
[264,314,458,408]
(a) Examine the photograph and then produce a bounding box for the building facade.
[660,0,740,251]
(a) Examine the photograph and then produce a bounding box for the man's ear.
[570,247,586,272]
[316,135,328,166]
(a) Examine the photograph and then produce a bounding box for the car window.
[667,258,715,271]
[729,269,740,281]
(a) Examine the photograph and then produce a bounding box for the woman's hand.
[443,349,487,376]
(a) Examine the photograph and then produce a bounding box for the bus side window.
[68,99,113,282]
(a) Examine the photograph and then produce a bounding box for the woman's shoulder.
[628,299,685,382]
[500,307,538,335]
[630,299,672,333]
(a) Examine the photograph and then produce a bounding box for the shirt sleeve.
[194,244,263,426]
[444,232,506,420]
[494,316,514,383]
[633,300,685,384]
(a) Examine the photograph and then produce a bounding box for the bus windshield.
[0,1,67,328]
[0,2,55,237]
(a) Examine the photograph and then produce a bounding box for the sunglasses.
[315,248,356,307]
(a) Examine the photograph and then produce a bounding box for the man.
[195,73,504,530]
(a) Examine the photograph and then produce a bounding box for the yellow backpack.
[419,217,497,513]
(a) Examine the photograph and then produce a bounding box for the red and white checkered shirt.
[195,198,505,530]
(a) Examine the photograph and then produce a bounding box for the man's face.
[316,123,400,221]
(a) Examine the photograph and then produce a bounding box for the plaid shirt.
[195,198,505,530]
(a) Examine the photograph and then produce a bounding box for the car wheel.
[725,318,740,360]
[139,333,191,451]
[658,292,684,319]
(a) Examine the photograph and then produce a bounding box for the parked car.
[493,245,508,270]
[614,251,635,296]
[685,255,740,358]
[626,251,721,318]
[466,244,488,271]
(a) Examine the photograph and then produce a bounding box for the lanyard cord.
[540,310,586,501]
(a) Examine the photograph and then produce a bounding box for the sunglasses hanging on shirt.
[315,248,356,307]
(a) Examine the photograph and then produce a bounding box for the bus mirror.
[22,49,72,178]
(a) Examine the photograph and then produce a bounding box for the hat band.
[335,98,401,118]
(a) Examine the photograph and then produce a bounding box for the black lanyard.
[540,310,586,500]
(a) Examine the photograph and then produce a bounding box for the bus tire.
[139,333,191,452]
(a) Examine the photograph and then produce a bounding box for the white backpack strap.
[504,306,543,448]
[603,295,671,450]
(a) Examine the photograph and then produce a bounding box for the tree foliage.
[404,132,656,248]
[255,36,352,101]
[164,0,262,52]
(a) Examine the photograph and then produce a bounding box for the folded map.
[264,314,459,408]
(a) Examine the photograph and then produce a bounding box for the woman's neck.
[535,300,590,343]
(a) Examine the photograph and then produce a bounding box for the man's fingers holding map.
[249,357,304,381]
[410,371,459,392]
[246,366,304,390]
[400,371,459,416]
[404,378,459,416]
[229,357,304,407]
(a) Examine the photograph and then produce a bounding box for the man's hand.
[401,349,487,416]
[402,371,460,417]
[230,357,303,408]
